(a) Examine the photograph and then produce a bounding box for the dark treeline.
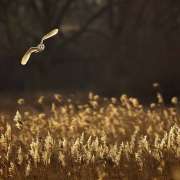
[0,0,180,100]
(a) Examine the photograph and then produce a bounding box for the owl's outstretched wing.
[21,47,39,65]
[41,28,59,43]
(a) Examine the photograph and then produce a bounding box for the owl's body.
[21,28,59,66]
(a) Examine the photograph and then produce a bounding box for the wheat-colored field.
[0,92,179,180]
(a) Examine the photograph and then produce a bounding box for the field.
[0,92,180,180]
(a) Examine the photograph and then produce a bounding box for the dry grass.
[0,92,180,180]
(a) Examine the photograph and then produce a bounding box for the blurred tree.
[1,0,180,56]
[0,0,111,57]
[0,0,180,95]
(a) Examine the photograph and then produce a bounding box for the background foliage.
[0,0,180,99]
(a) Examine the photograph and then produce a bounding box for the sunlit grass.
[0,92,179,179]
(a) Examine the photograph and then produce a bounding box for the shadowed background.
[0,0,180,101]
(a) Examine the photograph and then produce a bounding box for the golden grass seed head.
[6,144,12,161]
[5,123,11,141]
[171,97,178,105]
[17,146,23,165]
[54,93,62,102]
[58,151,66,167]
[111,97,117,104]
[25,161,31,177]
[24,111,30,116]
[88,92,93,100]
[29,138,40,166]
[14,110,21,122]
[17,98,25,105]
[153,82,160,88]
[13,110,23,129]
[38,96,44,104]
[8,162,16,177]
[38,113,46,119]
[156,93,164,104]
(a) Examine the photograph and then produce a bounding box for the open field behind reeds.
[0,92,179,180]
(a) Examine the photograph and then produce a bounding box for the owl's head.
[37,43,45,51]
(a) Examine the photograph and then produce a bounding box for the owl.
[21,28,59,65]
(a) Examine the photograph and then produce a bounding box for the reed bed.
[0,92,179,180]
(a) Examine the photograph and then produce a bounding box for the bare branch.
[60,4,110,46]
[52,0,76,26]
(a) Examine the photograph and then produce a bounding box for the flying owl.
[21,28,59,65]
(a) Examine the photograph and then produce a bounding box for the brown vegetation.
[0,92,179,179]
